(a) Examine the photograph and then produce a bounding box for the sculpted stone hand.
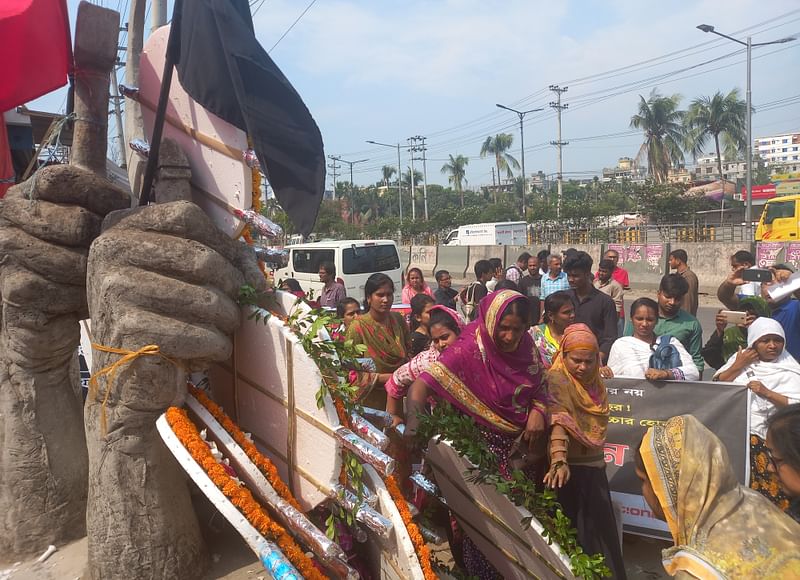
[0,165,130,557]
[84,199,266,580]
[0,3,130,558]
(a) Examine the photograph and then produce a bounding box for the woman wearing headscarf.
[543,323,626,579]
[714,317,800,511]
[636,415,800,579]
[405,290,549,578]
[385,306,463,427]
[530,290,575,368]
[701,296,770,370]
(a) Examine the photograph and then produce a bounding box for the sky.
[37,0,800,190]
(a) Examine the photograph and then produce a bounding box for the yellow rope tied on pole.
[89,343,183,434]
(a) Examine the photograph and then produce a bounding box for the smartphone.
[721,310,747,325]
[742,268,773,283]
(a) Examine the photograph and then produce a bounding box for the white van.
[275,240,404,304]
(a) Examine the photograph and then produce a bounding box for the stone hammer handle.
[70,2,120,174]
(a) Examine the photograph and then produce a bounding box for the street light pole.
[367,139,403,221]
[697,24,796,241]
[496,103,543,220]
[333,157,368,223]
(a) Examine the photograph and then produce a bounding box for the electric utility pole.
[549,85,569,219]
[327,155,340,199]
[151,0,167,32]
[410,136,429,220]
[407,138,417,220]
[330,156,368,223]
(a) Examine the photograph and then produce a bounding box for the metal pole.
[350,163,355,224]
[151,0,167,32]
[745,35,753,241]
[409,140,416,221]
[397,143,403,221]
[518,113,526,219]
[420,137,429,221]
[556,94,563,219]
[110,67,126,168]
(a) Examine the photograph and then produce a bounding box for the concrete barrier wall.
[606,243,666,289]
[435,246,470,280]
[398,245,411,273]
[408,245,438,279]
[396,242,800,293]
[466,246,504,281]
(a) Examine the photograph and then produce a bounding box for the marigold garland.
[385,475,437,580]
[189,386,302,511]
[165,407,326,580]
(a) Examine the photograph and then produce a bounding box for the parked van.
[444,221,527,246]
[755,194,800,241]
[275,240,404,303]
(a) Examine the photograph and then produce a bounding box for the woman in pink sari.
[405,290,549,578]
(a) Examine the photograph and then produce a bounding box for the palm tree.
[440,154,469,207]
[684,89,747,181]
[480,133,519,202]
[401,167,423,189]
[630,90,686,183]
[381,165,396,188]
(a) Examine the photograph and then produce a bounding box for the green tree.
[380,165,396,187]
[630,90,685,183]
[480,133,519,202]
[440,154,469,207]
[754,154,771,185]
[684,89,747,181]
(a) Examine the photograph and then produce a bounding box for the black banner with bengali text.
[602,378,749,539]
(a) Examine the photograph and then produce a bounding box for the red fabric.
[0,0,72,111]
[0,115,13,198]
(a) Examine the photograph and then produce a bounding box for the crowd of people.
[279,246,800,578]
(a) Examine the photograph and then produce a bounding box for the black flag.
[173,0,325,237]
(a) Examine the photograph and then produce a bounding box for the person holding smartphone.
[717,250,761,309]
[700,296,770,370]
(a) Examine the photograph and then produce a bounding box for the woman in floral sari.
[544,323,626,579]
[406,290,549,579]
[636,415,800,579]
[345,273,410,407]
[530,290,575,368]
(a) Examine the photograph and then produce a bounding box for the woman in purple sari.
[405,290,549,578]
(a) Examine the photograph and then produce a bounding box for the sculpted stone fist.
[0,164,130,557]
[84,199,266,579]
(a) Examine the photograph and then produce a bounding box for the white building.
[692,155,747,181]
[755,132,800,166]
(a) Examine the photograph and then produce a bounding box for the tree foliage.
[630,90,686,183]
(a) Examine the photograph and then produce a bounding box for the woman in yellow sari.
[636,415,800,579]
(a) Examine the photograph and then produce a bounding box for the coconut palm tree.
[480,133,519,202]
[380,165,396,188]
[440,154,469,207]
[684,89,747,181]
[630,90,686,183]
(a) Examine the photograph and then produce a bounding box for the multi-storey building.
[691,155,747,181]
[755,132,800,166]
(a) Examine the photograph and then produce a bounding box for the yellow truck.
[755,194,800,241]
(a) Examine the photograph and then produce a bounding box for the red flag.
[0,0,72,111]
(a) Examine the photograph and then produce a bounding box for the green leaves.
[417,402,610,579]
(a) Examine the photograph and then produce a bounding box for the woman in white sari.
[606,298,699,380]
[714,317,800,512]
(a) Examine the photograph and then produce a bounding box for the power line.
[268,0,318,53]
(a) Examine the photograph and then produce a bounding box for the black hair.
[428,308,462,336]
[474,259,492,279]
[542,290,573,324]
[598,258,615,271]
[489,257,503,271]
[320,260,336,277]
[630,296,659,319]
[435,269,450,282]
[517,252,531,264]
[499,295,530,326]
[410,293,435,331]
[563,250,593,274]
[363,273,394,311]
[563,248,578,260]
[406,267,424,283]
[659,273,689,297]
[336,297,360,318]
[537,249,549,264]
[669,249,688,264]
[767,403,800,472]
[732,250,755,266]
[495,279,519,292]
[281,278,303,293]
